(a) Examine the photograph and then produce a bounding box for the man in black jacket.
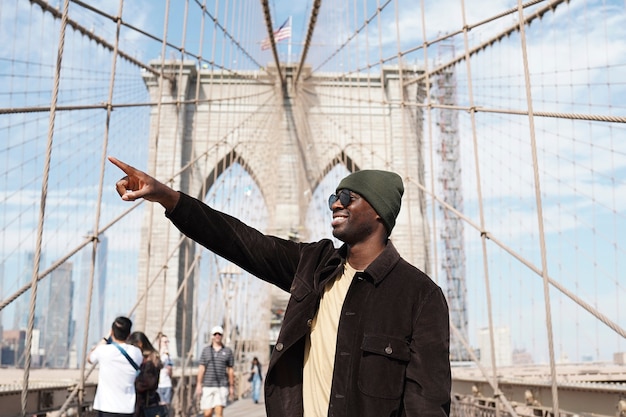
[109,156,451,417]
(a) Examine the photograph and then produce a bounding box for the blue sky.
[0,0,624,364]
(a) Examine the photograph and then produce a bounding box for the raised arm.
[108,156,180,212]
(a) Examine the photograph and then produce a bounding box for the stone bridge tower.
[137,61,429,359]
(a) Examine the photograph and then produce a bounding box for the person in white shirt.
[156,332,174,405]
[88,316,144,417]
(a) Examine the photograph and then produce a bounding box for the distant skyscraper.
[13,252,35,330]
[73,233,108,366]
[512,348,534,365]
[43,261,73,368]
[13,252,47,330]
[96,234,108,341]
[477,326,512,367]
[12,254,30,330]
[73,247,89,363]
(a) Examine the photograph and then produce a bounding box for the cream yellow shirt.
[302,262,358,417]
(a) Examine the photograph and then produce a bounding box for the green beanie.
[336,170,404,234]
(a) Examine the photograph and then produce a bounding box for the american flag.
[261,18,291,50]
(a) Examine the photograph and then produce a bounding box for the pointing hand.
[108,156,180,211]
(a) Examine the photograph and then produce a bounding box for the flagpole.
[288,16,292,65]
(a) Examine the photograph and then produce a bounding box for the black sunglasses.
[328,189,352,210]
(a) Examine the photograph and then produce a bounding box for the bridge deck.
[1,365,624,416]
[224,397,267,417]
[0,368,268,417]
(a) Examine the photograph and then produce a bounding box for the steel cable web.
[0,1,625,416]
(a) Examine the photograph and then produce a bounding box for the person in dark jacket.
[109,156,451,417]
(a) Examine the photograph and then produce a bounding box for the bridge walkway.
[221,397,266,417]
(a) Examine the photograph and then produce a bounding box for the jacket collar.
[335,240,401,286]
[310,242,345,292]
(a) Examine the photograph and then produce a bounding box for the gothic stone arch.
[137,61,429,358]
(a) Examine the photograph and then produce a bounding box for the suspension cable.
[260,0,285,87]
[294,0,322,86]
[21,1,70,414]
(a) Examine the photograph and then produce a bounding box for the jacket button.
[385,345,393,355]
[306,319,313,327]
[275,342,284,351]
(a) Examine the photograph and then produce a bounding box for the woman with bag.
[249,357,263,404]
[128,332,165,417]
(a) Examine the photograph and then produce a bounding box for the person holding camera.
[88,316,143,417]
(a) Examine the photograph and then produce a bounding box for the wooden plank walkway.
[186,384,266,417]
[221,397,267,417]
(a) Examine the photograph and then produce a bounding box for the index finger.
[108,155,137,176]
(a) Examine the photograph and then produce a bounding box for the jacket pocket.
[358,334,410,399]
[289,274,312,301]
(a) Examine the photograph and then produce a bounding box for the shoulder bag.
[112,342,140,373]
[142,403,169,417]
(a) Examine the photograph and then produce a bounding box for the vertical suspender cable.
[516,0,560,413]
[159,0,191,335]
[393,0,417,261]
[58,4,139,402]
[260,0,285,87]
[173,0,209,408]
[374,0,389,175]
[21,0,70,415]
[419,0,439,282]
[142,0,172,330]
[458,0,500,413]
[165,0,190,380]
[294,0,322,87]
[77,0,126,410]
